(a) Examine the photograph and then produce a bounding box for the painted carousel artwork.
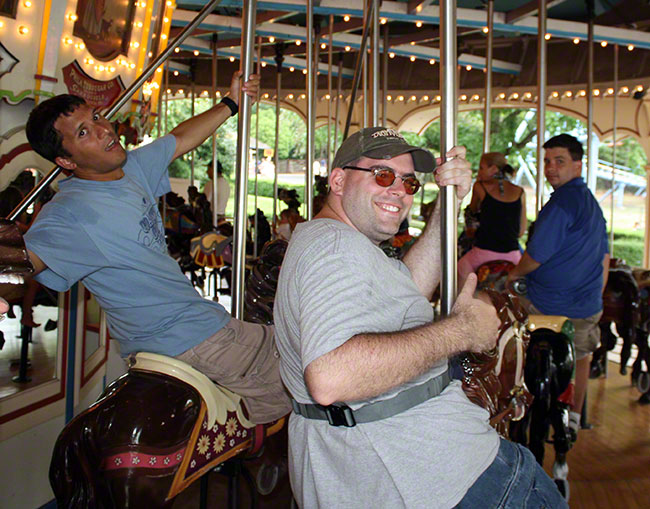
[73,0,137,61]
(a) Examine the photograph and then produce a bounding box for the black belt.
[291,370,451,427]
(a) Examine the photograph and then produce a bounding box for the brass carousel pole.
[483,0,494,153]
[440,0,458,316]
[211,35,219,228]
[306,0,315,219]
[535,0,547,216]
[253,36,262,258]
[231,0,257,319]
[273,44,284,226]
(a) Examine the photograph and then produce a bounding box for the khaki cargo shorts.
[519,296,602,361]
[176,317,291,424]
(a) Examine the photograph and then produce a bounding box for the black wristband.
[220,96,238,117]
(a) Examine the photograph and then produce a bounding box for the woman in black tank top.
[458,152,528,285]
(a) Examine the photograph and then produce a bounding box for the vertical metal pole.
[371,0,379,126]
[362,50,368,129]
[211,35,219,228]
[165,65,169,134]
[306,0,315,219]
[253,36,262,258]
[274,45,284,226]
[483,0,494,153]
[611,44,618,255]
[535,0,547,216]
[232,0,257,319]
[343,0,375,139]
[191,83,195,187]
[587,6,595,192]
[334,54,343,156]
[439,0,458,316]
[327,15,333,171]
[382,25,389,127]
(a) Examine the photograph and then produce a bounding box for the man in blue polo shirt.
[508,133,609,441]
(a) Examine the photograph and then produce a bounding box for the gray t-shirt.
[274,219,499,508]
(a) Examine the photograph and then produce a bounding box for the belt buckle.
[324,404,356,427]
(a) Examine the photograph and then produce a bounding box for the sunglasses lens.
[374,169,397,188]
[404,178,420,195]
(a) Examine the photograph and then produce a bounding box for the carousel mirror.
[0,169,61,402]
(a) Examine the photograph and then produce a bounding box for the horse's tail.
[50,412,114,509]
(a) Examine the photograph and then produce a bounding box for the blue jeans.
[455,438,568,508]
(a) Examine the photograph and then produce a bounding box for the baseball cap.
[331,127,436,173]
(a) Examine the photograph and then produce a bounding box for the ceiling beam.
[505,0,570,24]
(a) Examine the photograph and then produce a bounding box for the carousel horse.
[590,259,650,402]
[49,353,285,508]
[472,260,576,500]
[0,219,288,507]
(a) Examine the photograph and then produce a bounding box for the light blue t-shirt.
[24,135,230,356]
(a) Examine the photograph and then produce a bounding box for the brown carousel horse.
[0,220,287,508]
[463,260,576,500]
[590,258,650,403]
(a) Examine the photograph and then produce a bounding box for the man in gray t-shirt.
[274,128,567,508]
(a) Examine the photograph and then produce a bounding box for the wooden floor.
[543,360,650,509]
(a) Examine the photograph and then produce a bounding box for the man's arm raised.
[169,71,260,160]
[305,273,499,406]
[402,146,472,299]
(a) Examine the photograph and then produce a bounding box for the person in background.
[458,152,527,286]
[204,160,230,220]
[507,133,609,443]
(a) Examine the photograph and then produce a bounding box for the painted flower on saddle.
[213,432,226,454]
[226,417,238,437]
[197,434,211,455]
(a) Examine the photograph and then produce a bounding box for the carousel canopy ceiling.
[165,0,650,93]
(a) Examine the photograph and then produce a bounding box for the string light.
[295,40,301,46]
[472,94,480,101]
[466,65,472,71]
[429,59,435,65]
[135,21,143,28]
[193,50,199,56]
[23,0,32,7]
[416,21,422,28]
[300,93,306,99]
[578,90,586,96]
[229,56,235,62]
[261,61,267,67]
[544,33,551,40]
[621,86,629,93]
[163,17,169,23]
[482,27,489,34]
[435,95,441,102]
[607,88,614,95]
[287,93,294,100]
[62,36,73,45]
[131,41,139,48]
[460,94,468,101]
[161,34,167,40]
[511,93,519,99]
[345,46,351,52]
[321,42,326,49]
[18,25,29,35]
[410,56,416,62]
[380,18,387,24]
[573,38,580,44]
[174,47,180,53]
[601,41,608,47]
[389,52,395,58]
[565,91,573,98]
[173,70,179,76]
[289,66,295,72]
[67,13,78,21]
[524,92,532,99]
[410,95,417,101]
[628,44,634,51]
[269,36,275,43]
[302,69,307,74]
[343,15,350,22]
[423,95,429,101]
[636,85,644,92]
[498,92,506,99]
[593,89,600,96]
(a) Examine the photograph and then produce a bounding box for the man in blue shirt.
[508,134,609,440]
[20,71,291,424]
